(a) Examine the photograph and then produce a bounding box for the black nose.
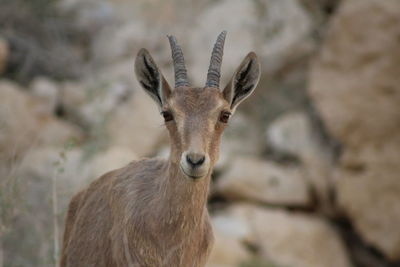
[186,153,205,168]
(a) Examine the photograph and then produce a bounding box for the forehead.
[168,87,228,114]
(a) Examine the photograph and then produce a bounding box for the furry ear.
[222,52,261,110]
[135,48,171,107]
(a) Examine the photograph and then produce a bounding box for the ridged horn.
[167,35,189,87]
[205,31,227,88]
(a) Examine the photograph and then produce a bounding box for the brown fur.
[61,88,229,267]
[61,43,260,266]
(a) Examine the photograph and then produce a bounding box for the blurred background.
[0,0,399,266]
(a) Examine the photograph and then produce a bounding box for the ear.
[222,52,261,110]
[135,48,172,108]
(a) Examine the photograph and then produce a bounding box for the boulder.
[216,113,265,172]
[88,146,137,178]
[57,0,116,34]
[266,112,316,158]
[60,79,131,127]
[1,144,137,266]
[309,0,400,148]
[257,0,315,73]
[30,77,59,114]
[335,140,400,260]
[0,80,82,164]
[107,86,167,157]
[206,214,252,267]
[60,0,175,68]
[266,112,335,210]
[215,157,311,207]
[91,20,154,66]
[1,146,87,266]
[0,81,80,267]
[189,0,257,86]
[308,0,400,259]
[225,204,352,267]
[59,68,166,158]
[189,0,315,85]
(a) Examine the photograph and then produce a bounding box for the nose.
[186,153,206,168]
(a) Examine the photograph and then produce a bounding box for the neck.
[156,155,211,227]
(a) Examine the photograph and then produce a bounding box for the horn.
[205,31,227,88]
[167,35,190,87]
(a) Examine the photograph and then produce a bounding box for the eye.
[219,111,231,123]
[161,111,174,122]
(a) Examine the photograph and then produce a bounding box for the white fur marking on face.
[213,98,226,112]
[168,98,186,139]
[176,118,185,140]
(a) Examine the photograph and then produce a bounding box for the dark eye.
[219,111,231,123]
[161,111,174,122]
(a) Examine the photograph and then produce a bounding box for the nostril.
[197,156,205,165]
[186,154,206,167]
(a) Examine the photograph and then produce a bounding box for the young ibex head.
[135,31,260,180]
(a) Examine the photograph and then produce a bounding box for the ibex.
[61,31,260,267]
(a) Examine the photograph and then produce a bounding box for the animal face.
[135,31,261,180]
[162,87,230,179]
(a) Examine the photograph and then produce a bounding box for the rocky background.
[1,0,400,266]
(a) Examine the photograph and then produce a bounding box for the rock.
[58,0,116,33]
[226,204,352,267]
[38,119,82,149]
[0,80,82,164]
[16,147,88,193]
[13,145,138,193]
[88,146,137,178]
[59,61,166,158]
[206,233,250,267]
[206,214,252,267]
[2,144,137,266]
[211,213,252,242]
[308,0,400,259]
[30,77,59,114]
[0,81,81,266]
[107,86,167,157]
[257,0,315,73]
[216,157,311,207]
[60,79,131,127]
[335,139,400,260]
[189,0,315,85]
[60,0,171,68]
[0,37,8,74]
[91,20,152,66]
[1,146,88,266]
[266,112,316,158]
[309,0,400,148]
[266,112,335,211]
[215,113,265,172]
[59,81,86,121]
[189,0,257,85]
[0,80,35,158]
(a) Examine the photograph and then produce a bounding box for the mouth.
[179,164,205,180]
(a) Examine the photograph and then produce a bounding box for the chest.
[127,216,214,267]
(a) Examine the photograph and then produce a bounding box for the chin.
[180,165,208,181]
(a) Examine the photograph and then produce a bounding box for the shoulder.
[79,157,165,194]
[106,157,167,190]
[120,157,167,176]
